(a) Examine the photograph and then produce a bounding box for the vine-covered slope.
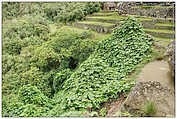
[49,17,152,116]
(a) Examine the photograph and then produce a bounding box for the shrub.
[30,27,97,71]
[3,37,22,55]
[20,67,52,96]
[53,68,72,93]
[2,3,43,20]
[30,46,61,71]
[18,84,49,106]
[4,103,50,117]
[43,2,101,23]
[100,107,107,117]
[2,54,16,74]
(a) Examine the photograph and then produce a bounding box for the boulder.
[164,40,175,78]
[121,81,175,117]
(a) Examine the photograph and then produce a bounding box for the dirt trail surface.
[105,60,174,117]
[135,60,174,90]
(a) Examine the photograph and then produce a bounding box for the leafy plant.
[50,16,152,116]
[100,107,107,117]
[18,84,49,106]
[53,68,72,93]
[143,101,157,117]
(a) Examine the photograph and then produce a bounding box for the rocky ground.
[121,81,175,117]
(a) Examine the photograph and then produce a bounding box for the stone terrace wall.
[127,7,175,18]
[116,2,175,18]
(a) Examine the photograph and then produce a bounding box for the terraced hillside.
[73,11,175,47]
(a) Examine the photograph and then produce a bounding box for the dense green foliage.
[2,2,101,22]
[2,14,100,117]
[48,17,152,116]
[2,2,153,117]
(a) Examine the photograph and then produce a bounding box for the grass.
[153,36,174,41]
[100,107,107,117]
[143,101,157,117]
[155,22,174,27]
[144,28,175,34]
[88,13,154,22]
[153,37,173,47]
[87,15,126,21]
[77,21,115,27]
[58,26,111,41]
[92,12,117,16]
[136,17,153,21]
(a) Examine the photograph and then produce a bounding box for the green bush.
[2,54,16,74]
[42,2,101,22]
[3,37,22,55]
[2,2,101,22]
[53,68,72,93]
[4,21,49,40]
[4,103,50,117]
[18,84,49,105]
[2,2,21,20]
[2,2,43,20]
[100,107,107,117]
[30,46,61,71]
[2,3,102,117]
[20,67,52,95]
[30,27,97,71]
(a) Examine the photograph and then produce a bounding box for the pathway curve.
[135,60,174,90]
[105,60,174,117]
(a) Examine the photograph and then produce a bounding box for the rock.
[164,40,175,78]
[84,26,89,30]
[121,81,175,117]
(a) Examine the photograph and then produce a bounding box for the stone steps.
[73,11,175,39]
[91,12,116,16]
[85,17,120,24]
[72,22,116,33]
[144,30,175,39]
[99,10,115,13]
[141,21,175,30]
[73,22,175,37]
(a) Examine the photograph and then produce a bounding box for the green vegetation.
[2,2,101,22]
[88,12,153,22]
[144,28,175,34]
[77,21,115,26]
[48,17,152,116]
[2,2,157,118]
[136,17,153,21]
[143,101,157,117]
[87,15,126,21]
[2,13,103,116]
[153,37,173,47]
[100,107,107,116]
[92,12,117,16]
[155,22,174,27]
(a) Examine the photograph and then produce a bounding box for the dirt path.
[135,60,174,90]
[104,60,174,117]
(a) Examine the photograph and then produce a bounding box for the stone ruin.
[103,2,117,11]
[164,40,175,78]
[121,81,175,117]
